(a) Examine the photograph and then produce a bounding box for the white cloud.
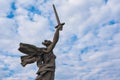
[0,0,120,80]
[0,0,14,17]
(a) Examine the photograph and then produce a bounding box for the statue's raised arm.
[42,25,63,53]
[42,4,65,53]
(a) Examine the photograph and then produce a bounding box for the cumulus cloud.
[0,0,120,80]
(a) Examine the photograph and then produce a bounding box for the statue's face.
[42,40,52,47]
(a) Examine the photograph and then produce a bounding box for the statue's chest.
[43,52,56,63]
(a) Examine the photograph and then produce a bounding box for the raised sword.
[53,4,65,30]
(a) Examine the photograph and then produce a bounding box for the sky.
[0,0,120,80]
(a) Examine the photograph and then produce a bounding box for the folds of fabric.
[20,55,37,67]
[18,43,38,55]
[18,43,43,67]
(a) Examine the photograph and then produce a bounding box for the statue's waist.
[38,64,55,72]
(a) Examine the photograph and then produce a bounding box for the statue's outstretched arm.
[43,25,62,53]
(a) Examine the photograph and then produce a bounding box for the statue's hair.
[44,40,52,46]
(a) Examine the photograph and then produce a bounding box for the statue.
[18,4,65,80]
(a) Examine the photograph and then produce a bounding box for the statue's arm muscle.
[43,28,60,53]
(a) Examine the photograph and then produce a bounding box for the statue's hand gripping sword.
[53,4,65,30]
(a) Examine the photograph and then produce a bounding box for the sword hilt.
[55,23,65,30]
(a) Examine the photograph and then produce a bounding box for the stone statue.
[18,4,65,80]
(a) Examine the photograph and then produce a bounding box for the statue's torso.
[37,49,56,72]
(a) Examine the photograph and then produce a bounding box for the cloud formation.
[0,0,120,80]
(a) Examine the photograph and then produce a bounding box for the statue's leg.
[36,71,46,80]
[41,71,54,80]
[50,72,55,80]
[35,71,55,80]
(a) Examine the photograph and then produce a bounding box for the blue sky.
[0,0,120,80]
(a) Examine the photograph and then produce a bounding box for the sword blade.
[53,4,61,25]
